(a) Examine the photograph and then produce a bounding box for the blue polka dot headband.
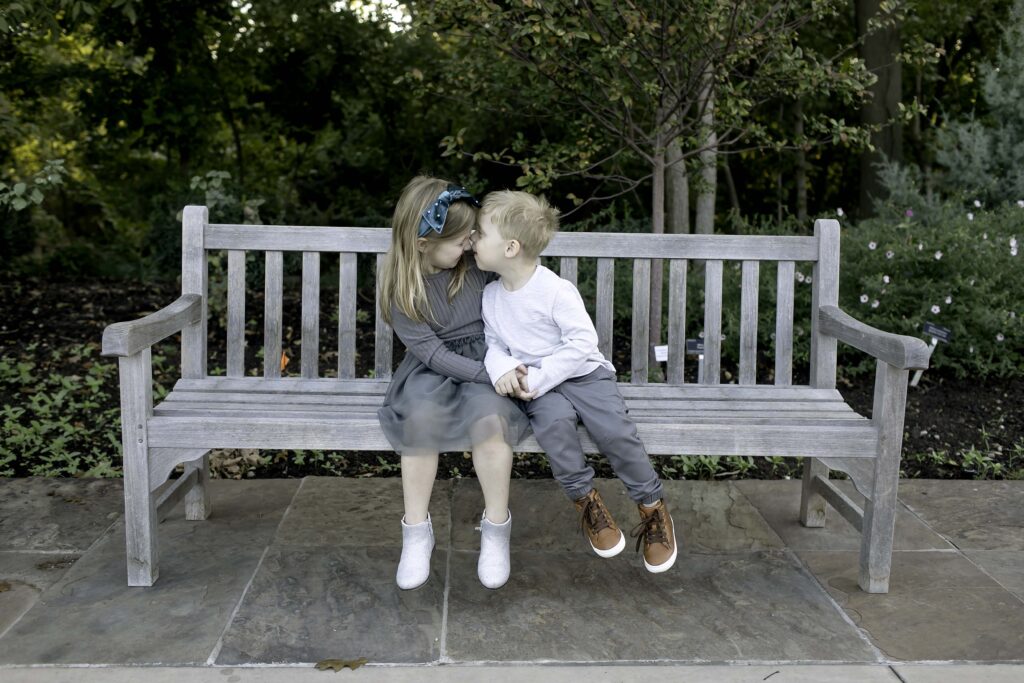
[417,185,481,238]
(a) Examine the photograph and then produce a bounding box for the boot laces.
[630,507,668,552]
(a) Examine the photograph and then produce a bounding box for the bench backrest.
[180,206,840,390]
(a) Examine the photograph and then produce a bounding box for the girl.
[377,176,530,590]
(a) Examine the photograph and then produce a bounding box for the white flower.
[945,295,952,304]
[969,345,975,353]
[871,299,880,308]
[836,208,844,216]
[996,333,1005,342]
[967,212,974,221]
[860,294,870,303]
[885,250,894,259]
[1011,237,1018,249]
[918,242,924,251]
[805,276,813,284]
[795,271,805,282]
[934,250,943,260]
[1013,247,1019,256]
[973,199,982,208]
[983,232,988,239]
[1011,312,1017,319]
[868,241,877,250]
[1018,200,1024,208]
[931,305,941,314]
[969,278,976,286]
[883,275,891,284]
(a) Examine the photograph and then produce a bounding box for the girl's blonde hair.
[379,176,476,325]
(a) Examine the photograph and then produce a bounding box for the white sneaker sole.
[590,530,626,558]
[643,520,678,573]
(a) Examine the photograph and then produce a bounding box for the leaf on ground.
[315,658,368,672]
[0,581,11,593]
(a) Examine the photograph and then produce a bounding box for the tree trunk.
[722,157,740,214]
[794,98,808,224]
[666,137,689,234]
[856,0,903,218]
[648,131,666,382]
[695,66,717,235]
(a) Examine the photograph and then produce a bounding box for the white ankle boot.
[397,514,434,590]
[478,510,512,589]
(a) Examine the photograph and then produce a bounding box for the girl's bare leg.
[472,431,513,524]
[401,450,439,524]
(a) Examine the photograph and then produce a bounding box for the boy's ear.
[505,239,521,258]
[416,237,429,254]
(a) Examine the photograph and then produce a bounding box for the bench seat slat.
[147,416,878,458]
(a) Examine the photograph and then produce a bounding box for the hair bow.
[417,185,481,238]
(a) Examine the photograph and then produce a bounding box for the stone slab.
[452,479,784,554]
[0,552,80,638]
[273,477,451,548]
[896,480,1024,551]
[0,478,123,551]
[798,551,1024,661]
[215,545,445,665]
[963,551,1024,602]
[0,480,299,665]
[734,479,954,551]
[445,548,876,662]
[893,665,1024,682]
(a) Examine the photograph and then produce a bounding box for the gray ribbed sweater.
[388,256,495,384]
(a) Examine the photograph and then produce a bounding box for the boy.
[472,190,678,573]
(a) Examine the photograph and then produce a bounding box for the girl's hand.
[495,370,520,397]
[513,365,536,400]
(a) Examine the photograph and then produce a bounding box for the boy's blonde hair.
[481,190,559,259]
[379,176,476,325]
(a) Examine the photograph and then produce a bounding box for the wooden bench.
[101,205,930,592]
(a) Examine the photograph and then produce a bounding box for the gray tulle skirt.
[377,334,531,454]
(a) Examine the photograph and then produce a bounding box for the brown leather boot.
[631,499,678,573]
[573,489,625,558]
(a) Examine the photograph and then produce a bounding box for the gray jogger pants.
[524,367,664,505]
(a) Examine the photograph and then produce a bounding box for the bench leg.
[799,458,829,527]
[858,362,909,594]
[183,452,211,521]
[119,351,159,586]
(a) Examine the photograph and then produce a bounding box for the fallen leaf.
[280,351,290,372]
[315,658,368,672]
[0,581,10,593]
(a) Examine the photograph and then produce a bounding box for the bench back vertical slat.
[301,252,320,379]
[666,259,687,384]
[560,257,578,286]
[810,219,840,389]
[775,260,795,385]
[374,253,393,380]
[338,253,358,379]
[263,251,283,378]
[631,259,651,383]
[226,250,246,377]
[596,258,614,361]
[702,259,724,384]
[182,206,208,379]
[739,260,760,384]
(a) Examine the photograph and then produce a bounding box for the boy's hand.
[513,365,537,401]
[495,370,520,397]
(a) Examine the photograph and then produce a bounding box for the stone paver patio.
[0,476,1022,679]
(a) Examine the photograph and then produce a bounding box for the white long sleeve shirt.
[482,265,615,398]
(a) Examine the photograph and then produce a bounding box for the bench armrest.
[101,294,202,358]
[818,305,931,370]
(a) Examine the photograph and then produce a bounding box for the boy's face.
[419,231,473,272]
[472,211,511,272]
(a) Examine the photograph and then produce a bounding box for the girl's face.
[418,231,474,273]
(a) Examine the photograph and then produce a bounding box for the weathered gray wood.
[860,360,910,593]
[810,219,840,389]
[631,259,651,384]
[739,261,759,385]
[118,350,158,586]
[338,252,357,379]
[155,468,198,523]
[667,259,687,384]
[182,207,208,379]
[800,458,830,528]
[264,251,283,379]
[559,257,578,286]
[147,416,879,458]
[775,261,795,386]
[820,305,931,370]
[101,295,202,358]
[823,455,877,502]
[810,474,864,532]
[148,447,209,492]
[206,224,818,260]
[596,258,614,360]
[374,253,393,380]
[226,250,246,377]
[183,452,211,521]
[301,252,320,379]
[702,260,723,385]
